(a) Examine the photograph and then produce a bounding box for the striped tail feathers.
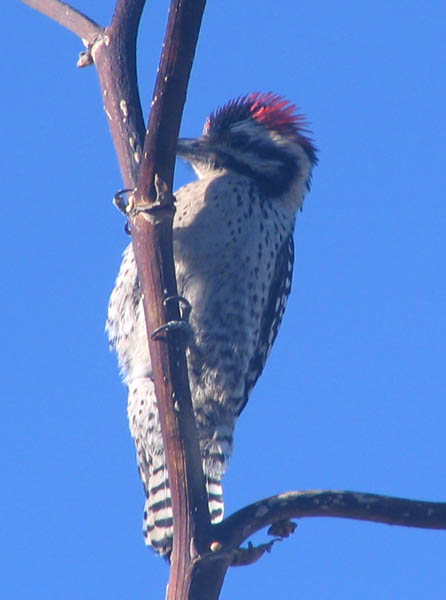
[200,425,233,524]
[206,475,224,523]
[127,379,231,554]
[142,462,224,555]
[143,456,173,556]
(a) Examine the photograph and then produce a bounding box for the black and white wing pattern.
[238,233,295,416]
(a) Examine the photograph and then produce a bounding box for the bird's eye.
[231,131,250,149]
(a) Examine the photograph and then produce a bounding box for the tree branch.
[22,1,213,597]
[21,0,101,43]
[92,1,147,188]
[128,0,213,595]
[213,490,446,553]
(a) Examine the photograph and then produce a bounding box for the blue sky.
[3,1,445,598]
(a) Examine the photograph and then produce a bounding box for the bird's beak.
[177,137,213,160]
[177,138,203,158]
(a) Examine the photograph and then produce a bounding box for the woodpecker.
[106,92,317,556]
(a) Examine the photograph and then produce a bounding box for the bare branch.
[22,1,214,596]
[93,1,147,188]
[134,0,207,198]
[127,0,212,596]
[214,490,446,552]
[21,0,101,43]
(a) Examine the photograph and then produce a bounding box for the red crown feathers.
[204,92,316,157]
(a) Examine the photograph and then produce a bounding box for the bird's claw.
[113,175,175,218]
[151,320,192,340]
[267,519,297,538]
[229,539,282,567]
[113,188,135,215]
[113,189,155,217]
[113,189,135,234]
[164,295,192,322]
[151,296,193,341]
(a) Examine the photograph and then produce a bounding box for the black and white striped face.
[177,93,317,197]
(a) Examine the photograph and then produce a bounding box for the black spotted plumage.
[239,233,294,416]
[107,92,316,556]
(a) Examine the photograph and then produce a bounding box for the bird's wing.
[237,233,294,416]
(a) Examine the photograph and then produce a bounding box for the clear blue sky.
[3,1,445,598]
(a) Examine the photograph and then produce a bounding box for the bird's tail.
[143,455,173,556]
[205,474,224,523]
[143,458,224,556]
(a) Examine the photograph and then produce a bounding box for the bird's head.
[177,92,317,199]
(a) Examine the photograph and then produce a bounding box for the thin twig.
[214,490,446,552]
[21,0,101,43]
[94,0,147,188]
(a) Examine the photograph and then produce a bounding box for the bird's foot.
[164,295,192,322]
[151,296,193,341]
[112,175,175,230]
[113,188,135,234]
[151,320,192,339]
[113,188,135,215]
[229,539,282,567]
[267,519,297,538]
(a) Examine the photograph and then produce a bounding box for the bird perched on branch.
[106,92,317,556]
